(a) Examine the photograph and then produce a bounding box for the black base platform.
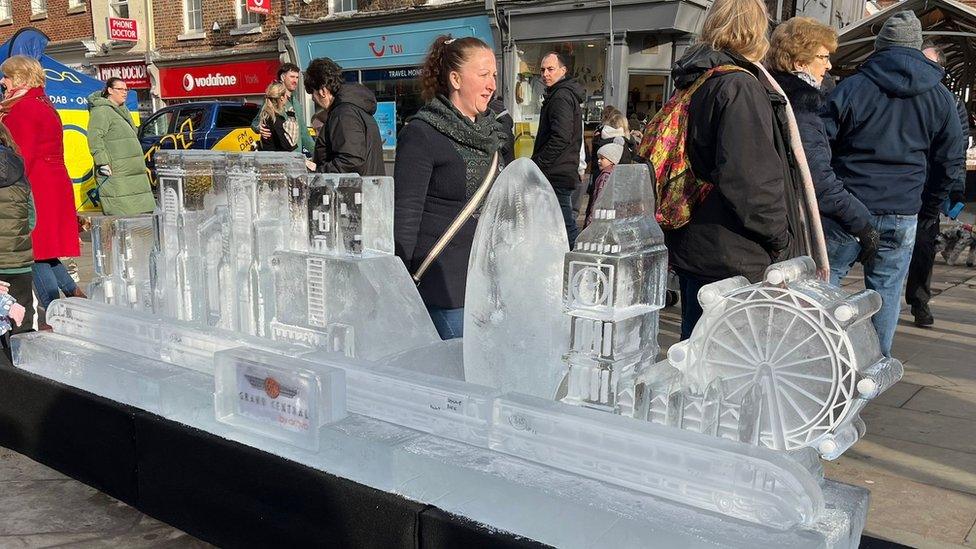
[0,364,545,548]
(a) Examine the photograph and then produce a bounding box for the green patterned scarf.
[409,95,501,200]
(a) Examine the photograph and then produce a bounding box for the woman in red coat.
[0,55,82,315]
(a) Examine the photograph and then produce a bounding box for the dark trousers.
[678,272,706,341]
[553,186,579,248]
[905,216,940,310]
[4,271,34,335]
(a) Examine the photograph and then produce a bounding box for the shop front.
[96,60,153,119]
[286,11,496,160]
[156,58,280,105]
[499,0,707,157]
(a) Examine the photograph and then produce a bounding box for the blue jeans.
[33,259,78,309]
[427,306,464,340]
[677,273,706,340]
[553,186,579,248]
[823,214,917,356]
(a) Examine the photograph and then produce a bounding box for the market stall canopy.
[0,28,139,211]
[834,0,976,102]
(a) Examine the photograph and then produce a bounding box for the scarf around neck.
[409,95,501,200]
[0,86,31,121]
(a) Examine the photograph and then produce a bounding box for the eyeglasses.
[814,54,831,61]
[111,87,128,91]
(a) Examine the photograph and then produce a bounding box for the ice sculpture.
[269,172,439,359]
[643,256,904,459]
[87,214,158,311]
[560,164,668,413]
[463,159,569,398]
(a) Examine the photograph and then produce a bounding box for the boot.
[912,304,934,327]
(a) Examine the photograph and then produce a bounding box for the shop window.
[184,0,203,33]
[31,0,47,15]
[237,0,263,27]
[0,0,12,20]
[359,67,424,138]
[109,0,128,18]
[511,41,607,135]
[332,0,357,14]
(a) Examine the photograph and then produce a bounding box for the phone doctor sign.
[246,0,270,15]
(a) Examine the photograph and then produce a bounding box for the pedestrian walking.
[0,122,34,334]
[767,17,879,270]
[86,77,155,216]
[258,83,300,153]
[0,55,83,326]
[821,11,964,355]
[304,57,385,176]
[252,63,315,155]
[394,35,501,340]
[905,41,970,327]
[531,51,585,247]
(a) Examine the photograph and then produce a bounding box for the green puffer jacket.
[87,92,156,215]
[0,145,33,270]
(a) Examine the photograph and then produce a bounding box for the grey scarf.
[410,95,501,200]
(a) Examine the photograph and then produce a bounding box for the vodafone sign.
[158,59,279,99]
[246,0,270,15]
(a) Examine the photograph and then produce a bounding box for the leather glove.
[97,165,112,176]
[855,226,880,269]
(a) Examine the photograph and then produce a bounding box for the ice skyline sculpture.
[641,256,904,459]
[463,159,570,399]
[87,214,158,311]
[560,164,668,414]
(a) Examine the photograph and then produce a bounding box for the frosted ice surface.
[463,158,569,398]
[88,215,157,311]
[395,435,867,548]
[659,257,904,459]
[490,392,824,529]
[560,164,668,413]
[383,338,464,380]
[271,251,438,359]
[294,173,394,256]
[214,348,347,451]
[12,332,211,419]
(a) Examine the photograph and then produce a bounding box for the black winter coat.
[822,47,964,219]
[259,112,298,152]
[488,98,515,166]
[666,46,800,283]
[532,77,585,189]
[772,71,872,235]
[314,83,386,176]
[393,119,477,309]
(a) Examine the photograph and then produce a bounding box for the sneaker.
[912,305,934,327]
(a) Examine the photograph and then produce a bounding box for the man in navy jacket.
[821,11,965,355]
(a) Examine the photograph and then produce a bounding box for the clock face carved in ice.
[569,262,614,308]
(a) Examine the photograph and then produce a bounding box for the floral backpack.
[636,65,752,229]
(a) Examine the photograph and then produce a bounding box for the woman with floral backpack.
[636,0,827,340]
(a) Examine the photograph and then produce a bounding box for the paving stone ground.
[3,234,976,548]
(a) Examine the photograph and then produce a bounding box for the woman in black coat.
[768,17,878,265]
[394,35,501,340]
[258,83,299,152]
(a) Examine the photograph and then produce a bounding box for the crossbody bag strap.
[412,151,500,284]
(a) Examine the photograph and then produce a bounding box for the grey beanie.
[875,11,923,51]
[597,137,625,165]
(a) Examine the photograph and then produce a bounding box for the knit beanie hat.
[597,137,625,165]
[875,11,923,51]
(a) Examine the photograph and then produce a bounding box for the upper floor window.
[109,0,129,18]
[184,0,203,33]
[31,0,47,15]
[0,0,13,20]
[69,0,85,6]
[237,0,263,27]
[332,0,357,14]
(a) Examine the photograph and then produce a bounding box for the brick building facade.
[0,0,95,67]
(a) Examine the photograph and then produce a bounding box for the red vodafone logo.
[182,74,194,92]
[158,59,278,99]
[246,0,270,15]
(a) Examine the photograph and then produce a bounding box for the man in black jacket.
[304,57,385,176]
[905,41,970,327]
[531,52,585,246]
[822,12,965,355]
